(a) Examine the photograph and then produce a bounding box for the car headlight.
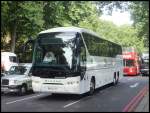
[13,80,20,85]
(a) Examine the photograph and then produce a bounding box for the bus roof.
[39,27,121,47]
[39,26,99,36]
[1,52,17,56]
[18,63,32,67]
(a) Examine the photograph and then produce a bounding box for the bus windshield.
[124,59,134,67]
[33,32,78,71]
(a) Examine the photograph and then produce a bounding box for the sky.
[100,11,133,26]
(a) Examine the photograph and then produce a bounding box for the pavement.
[134,91,149,112]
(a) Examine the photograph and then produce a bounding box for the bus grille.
[2,79,9,85]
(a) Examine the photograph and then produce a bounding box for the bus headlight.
[33,80,40,84]
[67,81,79,85]
[32,77,40,84]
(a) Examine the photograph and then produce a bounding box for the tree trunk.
[10,25,17,53]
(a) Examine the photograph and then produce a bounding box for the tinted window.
[9,56,17,63]
[33,32,77,70]
[124,59,134,67]
[82,32,122,57]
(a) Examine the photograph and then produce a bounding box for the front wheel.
[88,79,95,95]
[113,76,117,85]
[19,85,27,96]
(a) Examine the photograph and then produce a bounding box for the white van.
[1,52,18,72]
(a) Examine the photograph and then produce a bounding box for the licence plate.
[48,86,57,90]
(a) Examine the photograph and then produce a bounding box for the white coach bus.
[27,27,123,95]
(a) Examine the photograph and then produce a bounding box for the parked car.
[1,52,18,72]
[1,73,6,77]
[140,52,149,76]
[140,58,149,76]
[1,63,33,95]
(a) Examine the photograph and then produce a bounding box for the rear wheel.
[113,76,117,85]
[116,75,119,84]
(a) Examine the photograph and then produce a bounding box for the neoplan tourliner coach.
[25,27,123,95]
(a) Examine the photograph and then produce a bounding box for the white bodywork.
[32,56,123,94]
[1,52,18,71]
[32,27,123,94]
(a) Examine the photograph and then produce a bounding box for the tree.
[94,1,149,48]
[42,1,98,28]
[129,1,149,47]
[1,1,146,62]
[1,1,44,52]
[94,1,129,15]
[79,17,145,54]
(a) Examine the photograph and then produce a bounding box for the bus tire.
[116,75,119,84]
[113,75,117,85]
[88,78,95,95]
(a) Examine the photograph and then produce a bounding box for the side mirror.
[22,37,34,52]
[28,73,32,77]
[1,73,6,77]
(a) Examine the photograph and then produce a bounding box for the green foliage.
[94,1,129,15]
[1,1,147,62]
[79,18,145,54]
[1,1,44,49]
[129,1,149,47]
[42,1,97,27]
[95,1,149,48]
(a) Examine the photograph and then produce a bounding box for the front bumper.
[1,85,21,93]
[32,83,81,94]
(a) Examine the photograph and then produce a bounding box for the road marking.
[130,83,139,88]
[63,100,81,108]
[128,78,134,81]
[122,85,149,112]
[63,96,91,108]
[6,94,45,105]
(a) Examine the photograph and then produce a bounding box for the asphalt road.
[1,76,149,112]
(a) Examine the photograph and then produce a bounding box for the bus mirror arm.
[28,73,32,77]
[22,37,34,52]
[78,65,86,80]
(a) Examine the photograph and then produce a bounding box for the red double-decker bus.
[123,47,140,76]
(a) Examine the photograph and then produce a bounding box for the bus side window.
[9,56,18,63]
